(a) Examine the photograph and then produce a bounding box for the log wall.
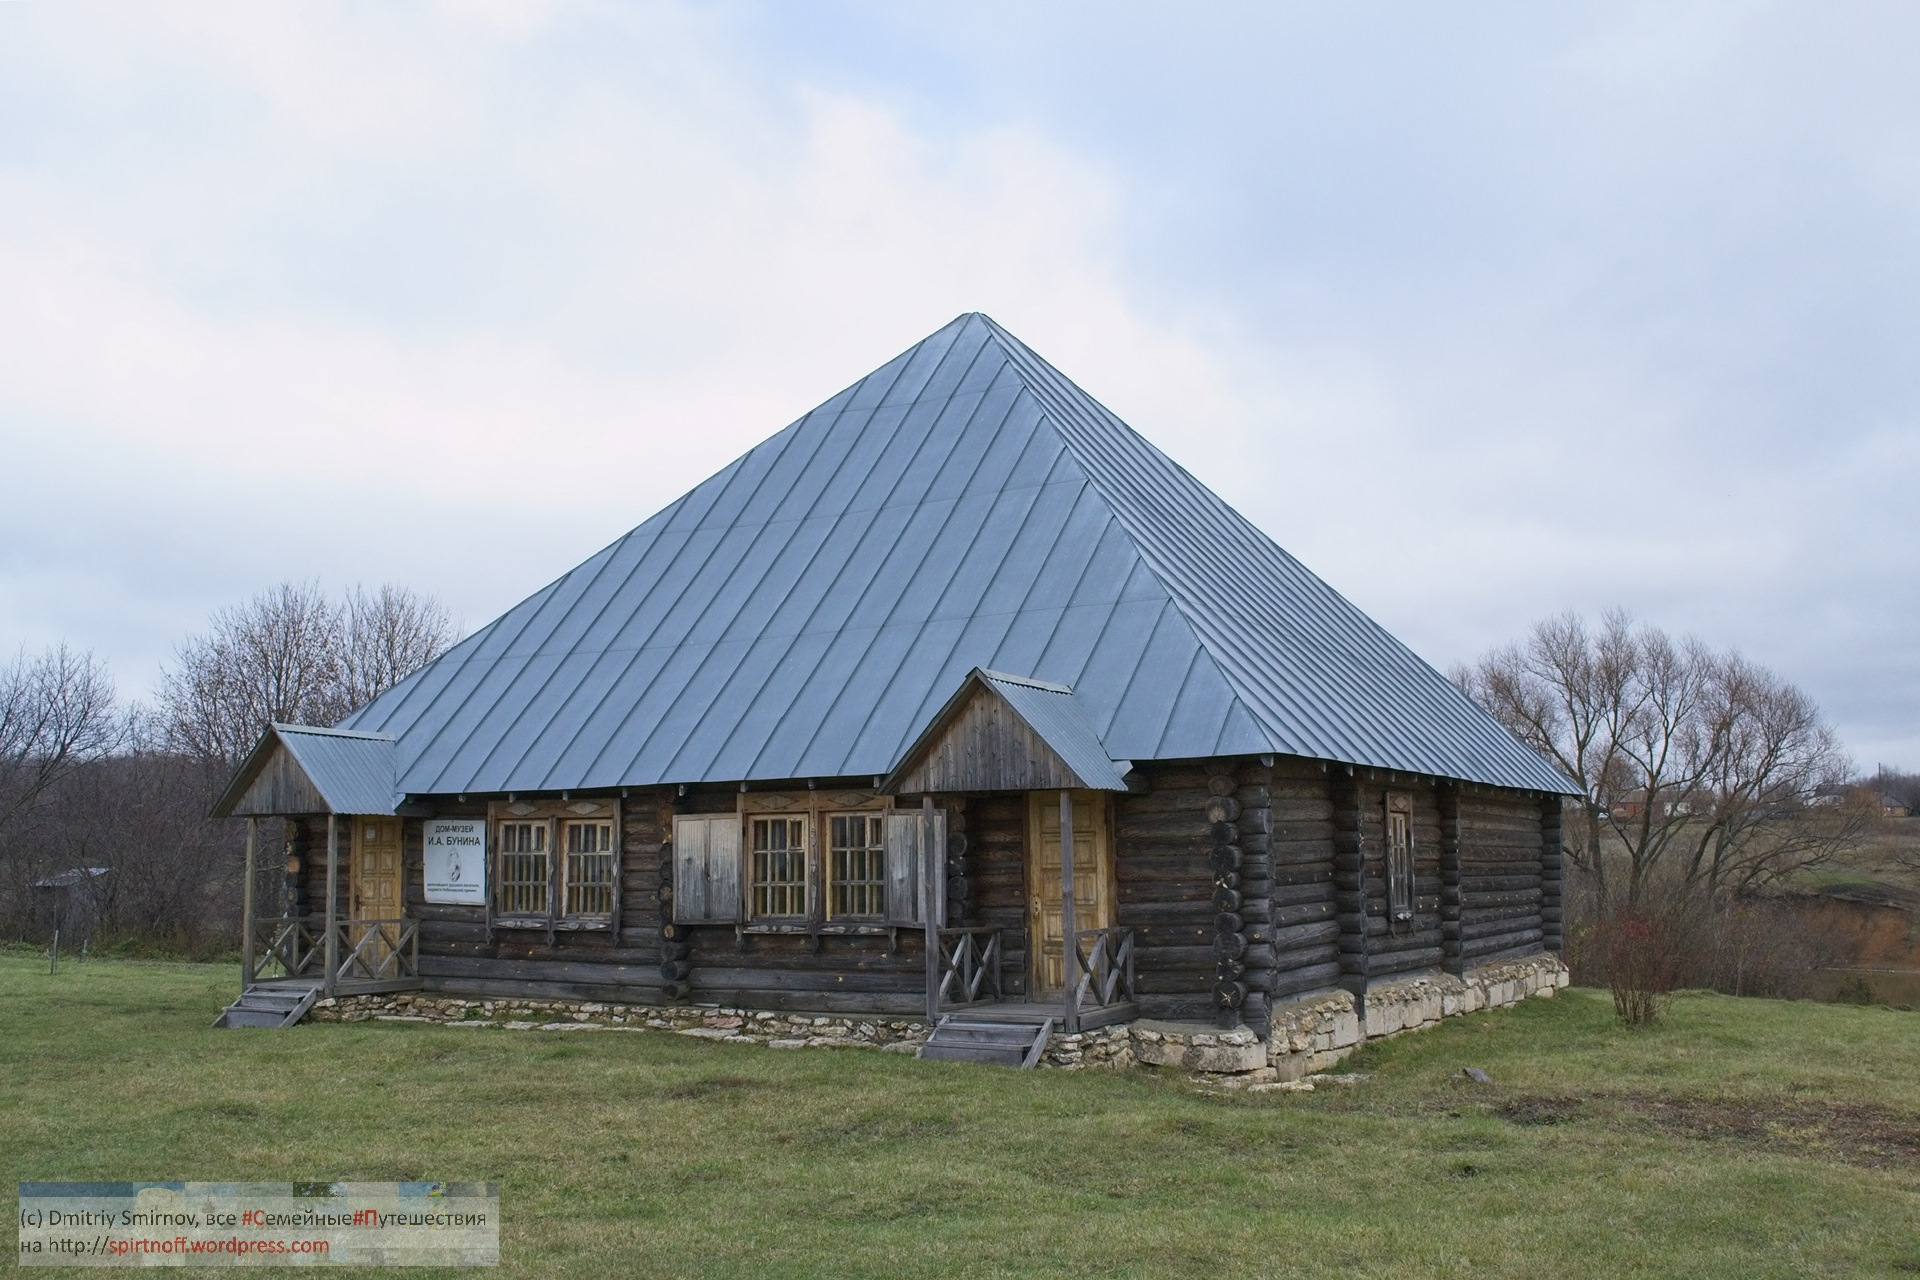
[1453,790,1548,967]
[1263,759,1341,1004]
[273,760,1562,1020]
[1111,763,1215,1021]
[1362,778,1447,979]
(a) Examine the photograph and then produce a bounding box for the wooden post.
[324,813,339,998]
[241,817,258,988]
[1059,789,1078,1034]
[923,796,939,1024]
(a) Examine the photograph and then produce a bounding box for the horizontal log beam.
[1460,927,1544,958]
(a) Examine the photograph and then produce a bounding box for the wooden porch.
[247,913,423,996]
[918,921,1136,1064]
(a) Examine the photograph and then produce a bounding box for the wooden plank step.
[918,1043,1029,1066]
[929,1023,1040,1045]
[932,1005,1060,1025]
[214,983,321,1029]
[918,1015,1054,1068]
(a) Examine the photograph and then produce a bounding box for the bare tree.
[2,580,455,949]
[342,584,458,709]
[158,581,348,773]
[0,644,121,834]
[159,580,458,777]
[1457,610,1857,908]
[1680,652,1865,895]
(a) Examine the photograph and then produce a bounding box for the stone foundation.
[307,995,932,1053]
[1039,1022,1134,1070]
[300,952,1567,1079]
[1265,952,1569,1080]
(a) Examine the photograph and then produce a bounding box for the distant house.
[1609,790,1696,821]
[214,314,1577,1048]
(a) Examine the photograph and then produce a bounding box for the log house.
[213,313,1578,1047]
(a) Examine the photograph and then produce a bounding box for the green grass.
[3,957,1917,1278]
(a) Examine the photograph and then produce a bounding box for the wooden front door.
[349,817,403,972]
[1026,791,1113,995]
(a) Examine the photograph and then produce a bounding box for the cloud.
[1,0,1915,768]
[0,2,1252,704]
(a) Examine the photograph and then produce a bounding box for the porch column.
[324,814,339,998]
[241,818,257,988]
[1059,789,1079,1034]
[922,796,939,1023]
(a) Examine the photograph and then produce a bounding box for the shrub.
[1593,905,1689,1027]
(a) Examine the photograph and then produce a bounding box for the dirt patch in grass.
[1488,1088,1920,1169]
[1620,1095,1920,1169]
[1497,1095,1583,1126]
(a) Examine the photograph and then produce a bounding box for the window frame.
[748,814,809,920]
[496,818,551,918]
[488,800,622,932]
[1385,792,1415,924]
[731,791,906,932]
[826,811,888,921]
[563,818,616,920]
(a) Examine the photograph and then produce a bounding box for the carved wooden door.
[349,817,403,975]
[1026,791,1112,995]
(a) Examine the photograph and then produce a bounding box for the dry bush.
[1563,860,1851,1019]
[1587,904,1689,1027]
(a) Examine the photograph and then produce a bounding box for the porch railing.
[249,916,419,989]
[935,927,1003,1009]
[1071,926,1135,1014]
[332,918,420,986]
[252,916,325,981]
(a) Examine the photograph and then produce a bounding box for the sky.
[1,1,1916,768]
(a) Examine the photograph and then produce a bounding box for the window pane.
[498,821,548,915]
[751,817,807,917]
[564,820,615,917]
[828,813,885,918]
[1386,810,1413,919]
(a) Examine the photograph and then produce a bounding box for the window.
[1385,793,1414,923]
[829,814,886,918]
[491,803,622,927]
[498,821,549,916]
[670,801,942,928]
[751,817,807,918]
[564,820,615,917]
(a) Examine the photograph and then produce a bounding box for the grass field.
[2,954,1916,1278]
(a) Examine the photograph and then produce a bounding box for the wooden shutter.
[884,812,920,926]
[883,809,948,927]
[673,815,742,924]
[926,809,948,929]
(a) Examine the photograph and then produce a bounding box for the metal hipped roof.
[340,312,1579,797]
[214,723,398,818]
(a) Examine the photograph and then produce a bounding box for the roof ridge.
[274,722,395,742]
[971,316,1283,751]
[978,668,1073,694]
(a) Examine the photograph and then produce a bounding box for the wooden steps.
[214,981,321,1029]
[918,1015,1053,1068]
